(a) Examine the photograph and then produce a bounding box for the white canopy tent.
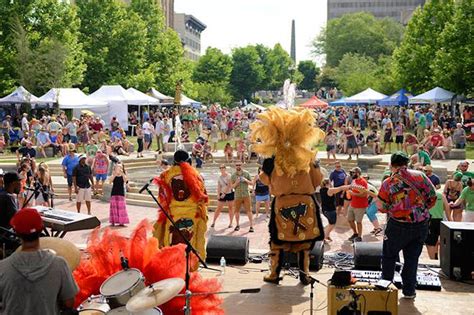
[148,88,173,103]
[0,86,40,104]
[345,88,387,105]
[89,85,136,128]
[180,94,201,107]
[409,87,455,104]
[37,88,107,108]
[127,88,160,105]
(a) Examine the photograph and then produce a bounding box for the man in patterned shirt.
[377,152,436,299]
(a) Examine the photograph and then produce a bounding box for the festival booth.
[329,97,347,106]
[180,94,202,108]
[409,87,455,105]
[0,86,40,120]
[37,88,108,119]
[377,88,412,107]
[299,96,328,109]
[90,85,137,129]
[148,88,174,105]
[344,88,387,105]
[127,88,160,122]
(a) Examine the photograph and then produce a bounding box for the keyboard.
[351,269,442,291]
[32,206,100,238]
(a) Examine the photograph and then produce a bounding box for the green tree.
[316,66,338,89]
[266,44,293,90]
[0,0,85,95]
[230,46,265,100]
[76,0,126,91]
[254,44,272,90]
[432,0,473,95]
[313,12,404,67]
[335,53,379,96]
[195,82,232,106]
[297,60,319,91]
[392,0,454,94]
[193,47,233,84]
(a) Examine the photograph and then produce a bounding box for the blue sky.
[174,0,327,63]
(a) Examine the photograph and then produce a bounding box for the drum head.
[108,306,162,315]
[100,268,143,297]
[78,296,110,314]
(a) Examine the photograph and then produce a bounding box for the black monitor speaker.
[206,235,249,265]
[440,221,474,280]
[354,242,383,271]
[283,241,325,271]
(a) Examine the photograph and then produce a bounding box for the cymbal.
[16,237,81,270]
[126,278,185,312]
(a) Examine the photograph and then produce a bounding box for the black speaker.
[354,242,383,271]
[440,221,474,280]
[283,241,325,271]
[206,235,249,265]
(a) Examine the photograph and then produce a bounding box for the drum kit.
[77,267,185,314]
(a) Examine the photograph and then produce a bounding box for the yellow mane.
[250,106,325,177]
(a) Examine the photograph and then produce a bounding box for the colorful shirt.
[378,166,436,223]
[93,155,109,175]
[231,170,251,199]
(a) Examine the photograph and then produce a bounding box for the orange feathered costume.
[73,220,223,314]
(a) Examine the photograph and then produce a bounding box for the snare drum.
[107,306,163,315]
[100,268,145,309]
[77,296,110,314]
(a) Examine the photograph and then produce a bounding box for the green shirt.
[453,170,474,187]
[460,187,474,212]
[231,170,251,199]
[430,192,445,219]
[86,144,98,157]
[418,150,431,166]
[418,114,426,128]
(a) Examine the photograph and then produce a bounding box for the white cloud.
[174,0,327,63]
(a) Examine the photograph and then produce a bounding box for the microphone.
[138,179,153,194]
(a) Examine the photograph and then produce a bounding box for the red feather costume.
[73,220,223,314]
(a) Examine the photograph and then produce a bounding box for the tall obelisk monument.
[290,19,296,63]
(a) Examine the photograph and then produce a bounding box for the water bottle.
[220,256,226,274]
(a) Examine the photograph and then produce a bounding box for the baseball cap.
[3,171,24,186]
[350,167,361,174]
[10,208,44,235]
[390,151,409,166]
[79,155,87,160]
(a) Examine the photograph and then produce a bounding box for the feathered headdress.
[250,106,325,177]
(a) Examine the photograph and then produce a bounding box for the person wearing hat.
[377,151,437,299]
[62,149,79,201]
[452,160,474,188]
[423,165,441,189]
[73,155,95,214]
[0,172,24,229]
[0,208,79,314]
[92,149,109,195]
[346,167,368,242]
[47,116,62,134]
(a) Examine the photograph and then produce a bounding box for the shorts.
[366,202,378,222]
[70,136,78,144]
[255,194,270,202]
[96,173,107,181]
[395,135,404,144]
[347,206,366,222]
[67,174,73,187]
[347,139,358,149]
[324,211,337,225]
[76,187,92,203]
[144,134,152,142]
[326,144,335,152]
[218,192,235,202]
[335,191,345,207]
[425,218,442,246]
[234,196,251,212]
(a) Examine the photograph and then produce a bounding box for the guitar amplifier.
[327,281,398,315]
[440,221,474,280]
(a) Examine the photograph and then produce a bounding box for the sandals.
[228,224,233,228]
[249,227,254,233]
[210,223,215,228]
[234,225,240,231]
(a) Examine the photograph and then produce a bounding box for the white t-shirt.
[21,117,29,131]
[143,122,152,135]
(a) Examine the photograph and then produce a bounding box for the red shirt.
[90,122,103,132]
[430,134,443,147]
[350,177,369,208]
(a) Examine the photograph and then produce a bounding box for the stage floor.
[211,263,474,315]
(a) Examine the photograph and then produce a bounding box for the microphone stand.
[140,181,220,315]
[299,270,326,315]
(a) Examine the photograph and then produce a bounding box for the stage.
[211,262,474,315]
